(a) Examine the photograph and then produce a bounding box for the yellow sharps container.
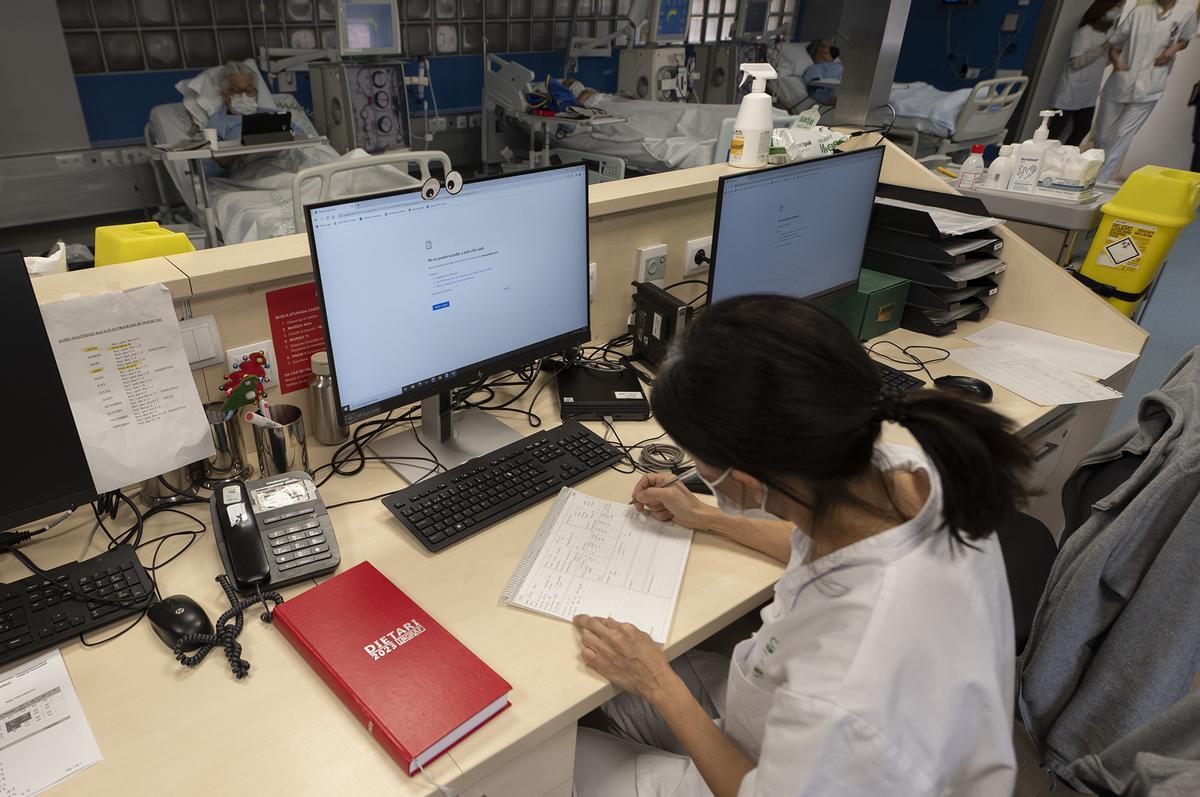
[94,221,195,267]
[1077,166,1200,316]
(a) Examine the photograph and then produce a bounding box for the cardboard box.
[825,269,910,341]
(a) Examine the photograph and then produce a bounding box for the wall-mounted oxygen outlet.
[588,262,597,300]
[225,340,279,389]
[635,244,668,287]
[684,237,711,276]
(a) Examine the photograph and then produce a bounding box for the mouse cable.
[173,575,283,680]
[867,341,950,384]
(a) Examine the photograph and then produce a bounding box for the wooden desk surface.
[9,320,1056,796]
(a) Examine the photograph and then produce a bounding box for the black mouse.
[148,595,213,652]
[935,375,994,402]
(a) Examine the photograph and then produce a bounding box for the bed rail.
[485,54,535,115]
[291,150,453,231]
[954,75,1029,143]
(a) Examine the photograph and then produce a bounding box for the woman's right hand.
[632,473,717,530]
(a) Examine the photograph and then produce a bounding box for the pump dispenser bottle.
[1010,109,1062,193]
[729,63,778,168]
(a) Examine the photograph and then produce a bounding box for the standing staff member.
[1096,0,1197,182]
[1049,0,1124,145]
[572,295,1032,796]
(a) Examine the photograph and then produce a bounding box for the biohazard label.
[1096,219,1157,271]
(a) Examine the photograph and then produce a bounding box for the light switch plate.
[225,339,278,390]
[179,314,224,370]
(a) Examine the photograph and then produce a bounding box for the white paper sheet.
[0,650,102,796]
[950,344,1124,406]
[501,488,692,643]
[39,284,214,493]
[965,320,1139,380]
[874,196,1001,236]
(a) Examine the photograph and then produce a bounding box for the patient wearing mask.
[205,61,302,173]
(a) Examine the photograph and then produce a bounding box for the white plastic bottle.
[986,144,1016,191]
[1010,109,1062,193]
[957,144,988,190]
[729,63,778,168]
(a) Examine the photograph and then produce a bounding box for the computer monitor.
[650,0,691,44]
[707,147,884,305]
[305,164,591,483]
[0,251,96,531]
[336,0,402,56]
[736,0,770,38]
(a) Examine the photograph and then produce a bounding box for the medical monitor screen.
[708,147,884,305]
[653,0,691,43]
[739,0,770,36]
[338,0,401,54]
[306,165,590,425]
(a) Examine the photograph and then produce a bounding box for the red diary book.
[273,561,512,775]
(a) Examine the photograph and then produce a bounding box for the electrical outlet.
[225,340,279,391]
[635,244,668,287]
[85,151,102,168]
[55,153,84,171]
[588,261,597,301]
[1002,12,1020,32]
[428,117,449,133]
[684,236,711,276]
[468,113,482,129]
[455,114,468,130]
[101,149,120,167]
[278,71,297,91]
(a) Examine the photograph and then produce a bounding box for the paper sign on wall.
[266,282,327,394]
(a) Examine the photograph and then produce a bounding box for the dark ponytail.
[652,294,1032,545]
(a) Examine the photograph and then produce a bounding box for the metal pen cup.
[252,404,309,477]
[203,401,250,486]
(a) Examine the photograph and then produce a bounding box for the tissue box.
[825,269,910,341]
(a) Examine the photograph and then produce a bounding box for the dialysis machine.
[308,0,410,153]
[616,0,693,102]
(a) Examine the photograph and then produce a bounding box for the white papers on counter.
[873,197,1001,236]
[0,650,102,795]
[39,284,214,493]
[965,321,1138,380]
[950,344,1124,406]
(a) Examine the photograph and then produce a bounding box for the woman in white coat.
[572,295,1032,796]
[1096,0,1197,182]
[1049,0,1124,145]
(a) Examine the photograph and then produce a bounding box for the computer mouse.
[148,595,213,652]
[934,375,994,402]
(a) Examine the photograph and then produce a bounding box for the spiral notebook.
[500,488,693,643]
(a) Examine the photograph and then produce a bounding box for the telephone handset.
[211,472,341,591]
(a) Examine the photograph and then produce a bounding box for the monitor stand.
[368,392,523,485]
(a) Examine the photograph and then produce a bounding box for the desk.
[11,316,1084,797]
[147,137,328,248]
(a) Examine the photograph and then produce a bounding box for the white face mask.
[698,468,776,520]
[1107,8,1121,20]
[229,92,257,115]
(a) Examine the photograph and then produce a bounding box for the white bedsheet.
[209,146,419,244]
[773,76,973,137]
[554,96,743,171]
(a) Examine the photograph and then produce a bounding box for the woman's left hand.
[574,615,677,703]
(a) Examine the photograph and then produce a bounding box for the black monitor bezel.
[706,146,885,308]
[0,250,97,532]
[304,162,592,427]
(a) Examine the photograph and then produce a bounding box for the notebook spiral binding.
[499,488,574,604]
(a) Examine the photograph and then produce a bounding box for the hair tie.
[873,389,910,425]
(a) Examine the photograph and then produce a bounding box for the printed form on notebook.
[501,488,693,643]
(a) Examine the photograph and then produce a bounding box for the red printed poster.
[266,282,327,394]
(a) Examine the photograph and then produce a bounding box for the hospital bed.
[769,43,1028,160]
[146,92,446,246]
[484,54,794,175]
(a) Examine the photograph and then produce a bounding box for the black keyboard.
[384,420,625,552]
[0,544,153,668]
[874,361,926,393]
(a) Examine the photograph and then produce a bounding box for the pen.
[629,467,697,505]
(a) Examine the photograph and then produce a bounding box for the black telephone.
[211,471,341,591]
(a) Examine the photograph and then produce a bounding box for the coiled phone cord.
[173,575,283,680]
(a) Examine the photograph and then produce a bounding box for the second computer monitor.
[708,147,884,305]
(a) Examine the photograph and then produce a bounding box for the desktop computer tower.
[310,62,409,154]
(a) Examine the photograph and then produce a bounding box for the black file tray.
[871,183,995,239]
[906,278,1000,311]
[902,299,990,337]
[865,227,1002,265]
[862,249,1006,289]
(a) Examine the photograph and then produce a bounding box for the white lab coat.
[574,445,1017,797]
[1104,1,1197,104]
[1052,26,1111,110]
